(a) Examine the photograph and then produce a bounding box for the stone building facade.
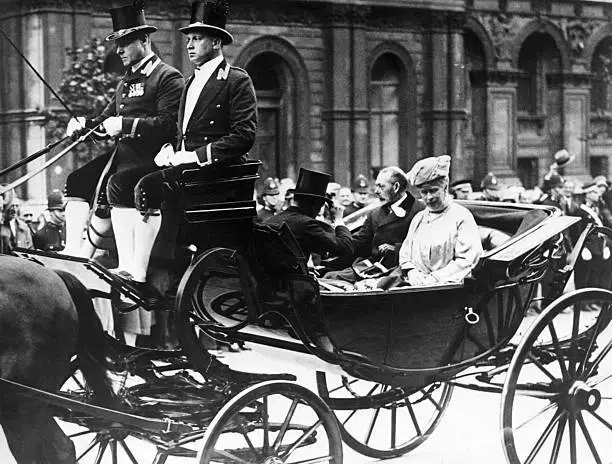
[1,0,612,203]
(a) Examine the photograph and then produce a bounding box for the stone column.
[422,11,467,175]
[322,5,369,186]
[561,76,590,178]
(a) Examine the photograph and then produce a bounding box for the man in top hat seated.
[450,179,473,200]
[105,0,257,306]
[257,177,281,222]
[264,168,354,263]
[344,174,370,217]
[63,1,185,266]
[324,166,425,282]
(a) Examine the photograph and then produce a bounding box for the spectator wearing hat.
[535,174,567,212]
[1,197,34,254]
[33,191,67,252]
[257,177,281,222]
[105,0,257,315]
[278,177,296,211]
[475,172,503,201]
[63,1,185,262]
[450,179,473,200]
[264,168,353,263]
[574,180,612,292]
[344,175,370,217]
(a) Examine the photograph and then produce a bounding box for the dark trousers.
[64,151,115,206]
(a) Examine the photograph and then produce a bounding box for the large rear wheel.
[501,288,612,464]
[316,372,453,459]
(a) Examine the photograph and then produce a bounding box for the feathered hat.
[105,0,157,42]
[179,1,233,45]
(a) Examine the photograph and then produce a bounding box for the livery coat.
[264,206,354,262]
[177,59,257,164]
[88,54,184,170]
[353,193,425,268]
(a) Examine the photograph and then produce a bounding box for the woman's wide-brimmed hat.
[408,155,451,187]
[294,168,333,205]
[553,149,575,169]
[105,2,157,42]
[179,0,234,45]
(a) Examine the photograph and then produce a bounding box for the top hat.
[352,175,369,194]
[47,190,65,210]
[294,168,332,204]
[553,149,575,169]
[262,177,280,196]
[481,172,501,191]
[105,2,157,42]
[179,1,234,45]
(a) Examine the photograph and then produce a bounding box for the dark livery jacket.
[177,59,257,165]
[264,206,354,262]
[88,54,184,169]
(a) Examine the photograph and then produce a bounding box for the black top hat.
[179,1,234,45]
[105,2,157,42]
[294,168,332,205]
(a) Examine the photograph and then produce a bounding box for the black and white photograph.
[3,0,612,462]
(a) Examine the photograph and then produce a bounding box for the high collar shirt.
[389,193,408,218]
[182,54,224,134]
[130,52,155,74]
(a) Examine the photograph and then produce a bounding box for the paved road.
[2,307,612,463]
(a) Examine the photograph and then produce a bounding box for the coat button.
[216,104,221,108]
[119,104,125,109]
[209,120,214,125]
[204,137,208,141]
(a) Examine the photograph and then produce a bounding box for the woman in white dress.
[398,155,482,286]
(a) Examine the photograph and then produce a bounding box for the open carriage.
[6,160,612,464]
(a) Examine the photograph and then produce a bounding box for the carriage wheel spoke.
[329,378,358,395]
[569,309,581,378]
[578,303,609,377]
[272,398,299,453]
[391,404,397,449]
[587,409,612,433]
[524,410,562,464]
[77,434,102,461]
[547,323,569,380]
[93,438,109,464]
[364,404,381,445]
[262,396,270,454]
[68,429,95,439]
[288,456,334,464]
[236,419,262,459]
[211,449,252,464]
[281,420,322,460]
[526,352,558,382]
[406,399,422,436]
[549,412,567,464]
[586,339,612,379]
[425,392,443,411]
[516,401,557,430]
[577,412,603,464]
[119,439,140,464]
[110,439,118,464]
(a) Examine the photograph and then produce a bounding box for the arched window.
[591,37,612,113]
[370,53,401,170]
[517,33,562,115]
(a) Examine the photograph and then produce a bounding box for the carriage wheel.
[501,288,612,464]
[316,372,453,459]
[198,380,342,464]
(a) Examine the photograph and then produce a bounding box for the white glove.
[604,246,610,261]
[170,150,199,166]
[66,117,86,137]
[154,143,174,167]
[581,247,593,261]
[102,116,123,137]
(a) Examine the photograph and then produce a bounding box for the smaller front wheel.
[198,380,343,464]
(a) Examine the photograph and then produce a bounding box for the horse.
[0,254,116,463]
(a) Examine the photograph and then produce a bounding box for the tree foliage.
[45,37,122,165]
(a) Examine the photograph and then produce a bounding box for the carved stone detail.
[559,18,601,59]
[481,13,523,61]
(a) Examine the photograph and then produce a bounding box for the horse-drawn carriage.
[4,159,612,464]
